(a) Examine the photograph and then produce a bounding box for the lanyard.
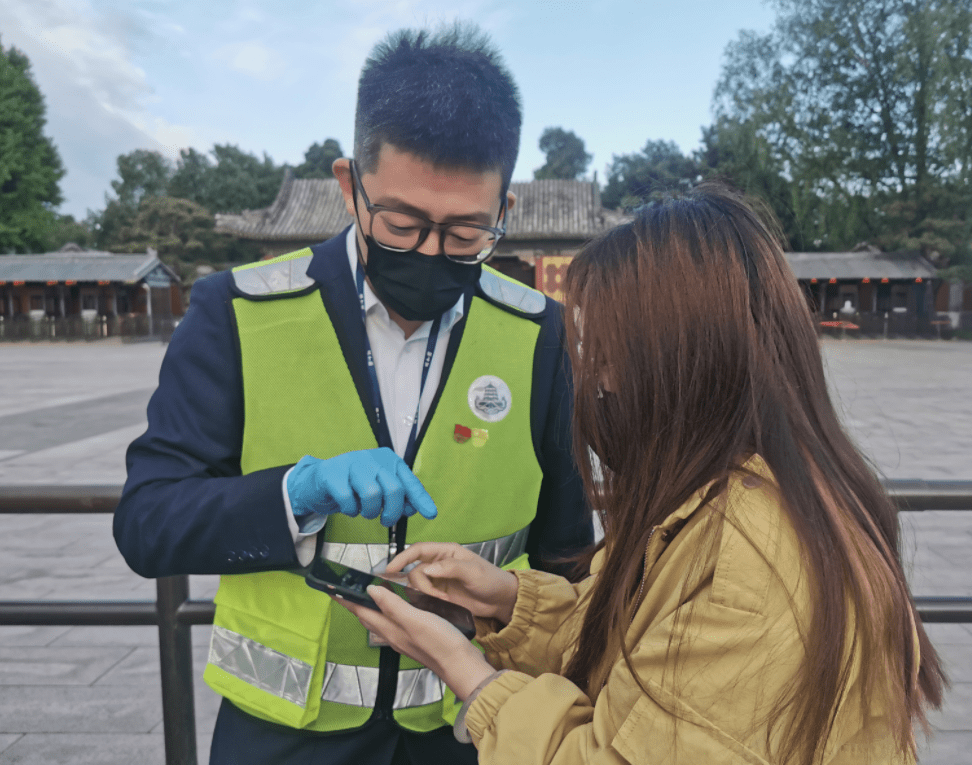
[355,261,440,467]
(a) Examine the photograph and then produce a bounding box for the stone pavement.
[0,339,969,764]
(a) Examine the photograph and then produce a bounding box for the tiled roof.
[504,179,605,240]
[0,248,178,284]
[215,173,351,242]
[784,251,937,280]
[215,173,610,242]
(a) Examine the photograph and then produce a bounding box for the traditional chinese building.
[788,250,937,316]
[784,248,960,334]
[213,176,968,335]
[0,244,182,336]
[214,172,622,294]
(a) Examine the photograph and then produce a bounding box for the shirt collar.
[345,225,466,336]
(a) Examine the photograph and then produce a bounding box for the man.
[114,23,591,765]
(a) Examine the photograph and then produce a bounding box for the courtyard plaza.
[0,339,969,764]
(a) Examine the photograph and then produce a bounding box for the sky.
[1,0,778,220]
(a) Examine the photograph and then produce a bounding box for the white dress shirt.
[284,227,466,564]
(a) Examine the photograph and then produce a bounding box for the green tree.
[107,194,262,267]
[110,196,215,261]
[204,144,284,214]
[95,143,286,258]
[43,214,95,251]
[111,149,173,211]
[694,117,865,251]
[166,144,284,214]
[0,39,65,253]
[92,149,173,249]
[167,147,214,204]
[876,182,972,266]
[601,140,699,210]
[294,139,344,179]
[714,0,972,261]
[533,127,592,180]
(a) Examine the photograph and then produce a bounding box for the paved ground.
[0,338,969,764]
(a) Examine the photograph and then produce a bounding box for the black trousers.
[209,698,480,765]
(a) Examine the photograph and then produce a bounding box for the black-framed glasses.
[350,161,506,264]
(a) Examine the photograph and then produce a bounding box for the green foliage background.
[534,128,592,180]
[0,39,65,254]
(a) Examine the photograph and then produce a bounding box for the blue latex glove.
[287,447,437,529]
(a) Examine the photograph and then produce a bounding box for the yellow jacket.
[466,456,907,764]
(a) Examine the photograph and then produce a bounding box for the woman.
[339,183,945,764]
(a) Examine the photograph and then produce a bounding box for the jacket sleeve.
[113,273,300,578]
[525,300,593,576]
[476,569,592,677]
[464,509,814,765]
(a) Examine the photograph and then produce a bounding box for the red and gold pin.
[455,423,488,446]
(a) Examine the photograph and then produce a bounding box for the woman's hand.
[334,586,495,702]
[386,542,519,624]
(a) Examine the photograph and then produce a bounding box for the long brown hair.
[561,182,945,765]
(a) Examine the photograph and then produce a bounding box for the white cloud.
[213,40,286,82]
[0,0,205,216]
[6,0,152,119]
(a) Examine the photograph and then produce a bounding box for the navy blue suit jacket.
[114,229,591,579]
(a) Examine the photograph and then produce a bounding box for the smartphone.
[306,559,477,640]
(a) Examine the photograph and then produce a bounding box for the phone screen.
[306,559,476,639]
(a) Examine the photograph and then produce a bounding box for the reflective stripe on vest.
[320,664,444,709]
[320,527,529,572]
[209,625,313,707]
[233,252,315,296]
[207,630,444,712]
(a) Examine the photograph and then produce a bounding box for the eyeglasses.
[350,161,506,264]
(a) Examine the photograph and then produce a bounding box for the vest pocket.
[204,571,332,728]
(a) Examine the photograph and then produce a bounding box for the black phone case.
[306,559,477,639]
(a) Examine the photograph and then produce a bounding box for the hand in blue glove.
[287,447,437,529]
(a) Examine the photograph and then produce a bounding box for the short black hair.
[354,23,522,195]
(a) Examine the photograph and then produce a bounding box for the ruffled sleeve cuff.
[474,568,543,652]
[463,670,535,746]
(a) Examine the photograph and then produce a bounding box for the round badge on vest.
[468,375,512,423]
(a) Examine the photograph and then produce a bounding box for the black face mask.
[362,236,481,322]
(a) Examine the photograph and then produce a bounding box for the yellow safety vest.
[203,249,547,733]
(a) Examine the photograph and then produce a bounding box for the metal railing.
[0,314,178,342]
[1,481,971,765]
[0,486,211,765]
